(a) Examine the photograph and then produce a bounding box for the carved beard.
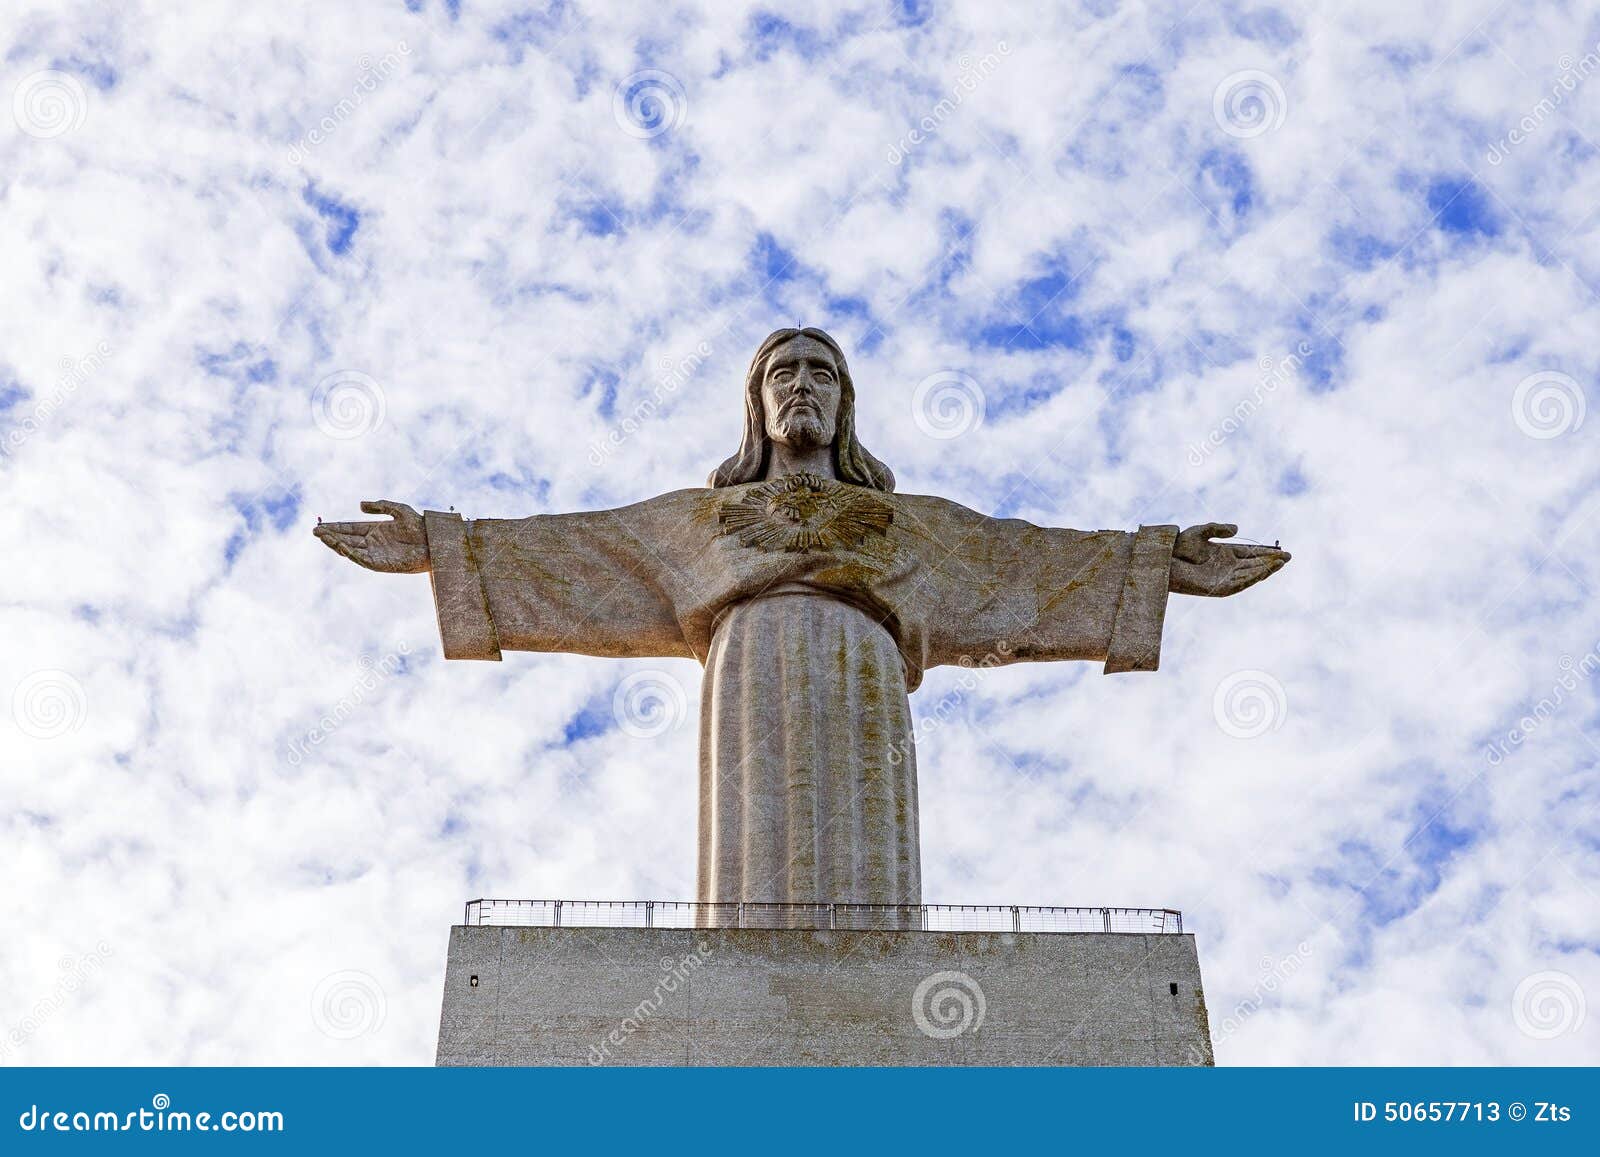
[770,405,831,450]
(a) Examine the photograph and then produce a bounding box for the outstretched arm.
[313,500,429,573]
[315,492,700,662]
[1168,522,1290,596]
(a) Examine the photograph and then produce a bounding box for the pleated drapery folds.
[698,588,920,908]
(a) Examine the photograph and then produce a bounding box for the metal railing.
[463,899,1182,934]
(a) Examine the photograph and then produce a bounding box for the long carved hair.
[707,327,895,492]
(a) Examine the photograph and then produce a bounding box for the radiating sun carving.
[717,473,894,553]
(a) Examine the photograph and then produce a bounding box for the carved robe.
[421,473,1177,908]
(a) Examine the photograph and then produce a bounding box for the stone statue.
[315,328,1288,911]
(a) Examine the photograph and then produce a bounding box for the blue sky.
[2,0,1598,1064]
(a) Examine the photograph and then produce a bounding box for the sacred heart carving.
[716,472,894,553]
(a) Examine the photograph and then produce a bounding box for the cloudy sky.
[2,0,1597,1065]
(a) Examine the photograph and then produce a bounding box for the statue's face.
[761,335,841,451]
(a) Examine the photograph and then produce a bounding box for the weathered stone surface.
[436,925,1214,1067]
[315,327,1290,909]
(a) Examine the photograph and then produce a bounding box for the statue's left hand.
[313,500,431,573]
[1168,523,1289,596]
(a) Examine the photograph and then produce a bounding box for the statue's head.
[708,327,895,491]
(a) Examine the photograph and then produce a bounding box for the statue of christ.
[315,328,1288,909]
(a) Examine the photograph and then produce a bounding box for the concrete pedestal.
[437,924,1214,1066]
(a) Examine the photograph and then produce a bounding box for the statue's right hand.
[314,500,430,573]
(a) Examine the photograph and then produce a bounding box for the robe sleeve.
[1101,524,1181,673]
[894,498,1177,675]
[421,504,695,662]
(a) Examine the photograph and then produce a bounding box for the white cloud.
[1,0,1597,1065]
